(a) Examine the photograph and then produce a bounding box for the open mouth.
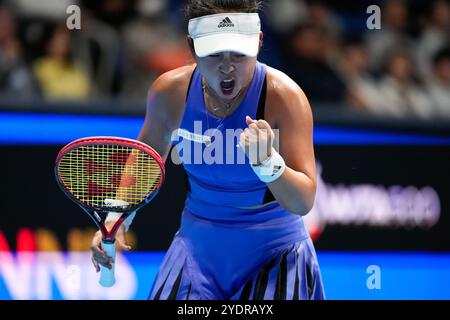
[220,79,235,95]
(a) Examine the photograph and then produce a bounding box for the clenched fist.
[239,115,275,166]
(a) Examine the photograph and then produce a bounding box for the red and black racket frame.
[55,137,165,243]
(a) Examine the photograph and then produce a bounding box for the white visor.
[188,12,261,58]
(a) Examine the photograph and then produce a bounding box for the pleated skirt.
[148,235,325,300]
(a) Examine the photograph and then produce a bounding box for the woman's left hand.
[240,115,275,166]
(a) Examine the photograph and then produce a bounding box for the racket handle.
[99,241,116,287]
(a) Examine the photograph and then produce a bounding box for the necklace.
[202,79,247,146]
[202,79,246,118]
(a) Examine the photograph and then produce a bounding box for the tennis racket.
[55,136,165,287]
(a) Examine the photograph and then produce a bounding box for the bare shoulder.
[265,66,312,128]
[147,64,196,129]
[150,64,195,96]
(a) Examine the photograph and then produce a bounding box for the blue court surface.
[1,251,449,300]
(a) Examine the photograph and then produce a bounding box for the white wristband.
[105,211,136,232]
[250,148,286,183]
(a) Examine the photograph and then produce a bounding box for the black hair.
[432,46,450,66]
[185,0,261,20]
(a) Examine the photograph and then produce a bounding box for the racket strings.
[58,144,161,209]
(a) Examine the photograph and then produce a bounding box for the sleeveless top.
[172,61,308,231]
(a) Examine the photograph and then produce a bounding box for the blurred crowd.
[0,0,449,120]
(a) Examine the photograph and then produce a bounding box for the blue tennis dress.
[148,62,325,300]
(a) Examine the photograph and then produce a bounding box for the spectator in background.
[33,25,91,101]
[283,24,347,104]
[428,47,450,119]
[72,9,122,99]
[264,0,308,69]
[338,38,380,112]
[416,0,450,80]
[82,0,137,31]
[377,49,432,119]
[305,0,342,60]
[365,0,415,74]
[120,0,191,101]
[266,0,308,35]
[0,6,39,100]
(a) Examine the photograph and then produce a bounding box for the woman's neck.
[202,77,252,118]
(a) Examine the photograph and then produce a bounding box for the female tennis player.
[91,0,325,300]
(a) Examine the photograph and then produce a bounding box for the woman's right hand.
[90,222,131,272]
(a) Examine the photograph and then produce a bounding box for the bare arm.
[267,88,316,215]
[256,69,317,215]
[138,80,175,163]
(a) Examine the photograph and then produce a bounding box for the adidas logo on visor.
[218,17,234,28]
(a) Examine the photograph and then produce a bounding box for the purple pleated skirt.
[148,206,325,300]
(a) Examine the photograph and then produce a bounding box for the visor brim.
[193,33,260,58]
